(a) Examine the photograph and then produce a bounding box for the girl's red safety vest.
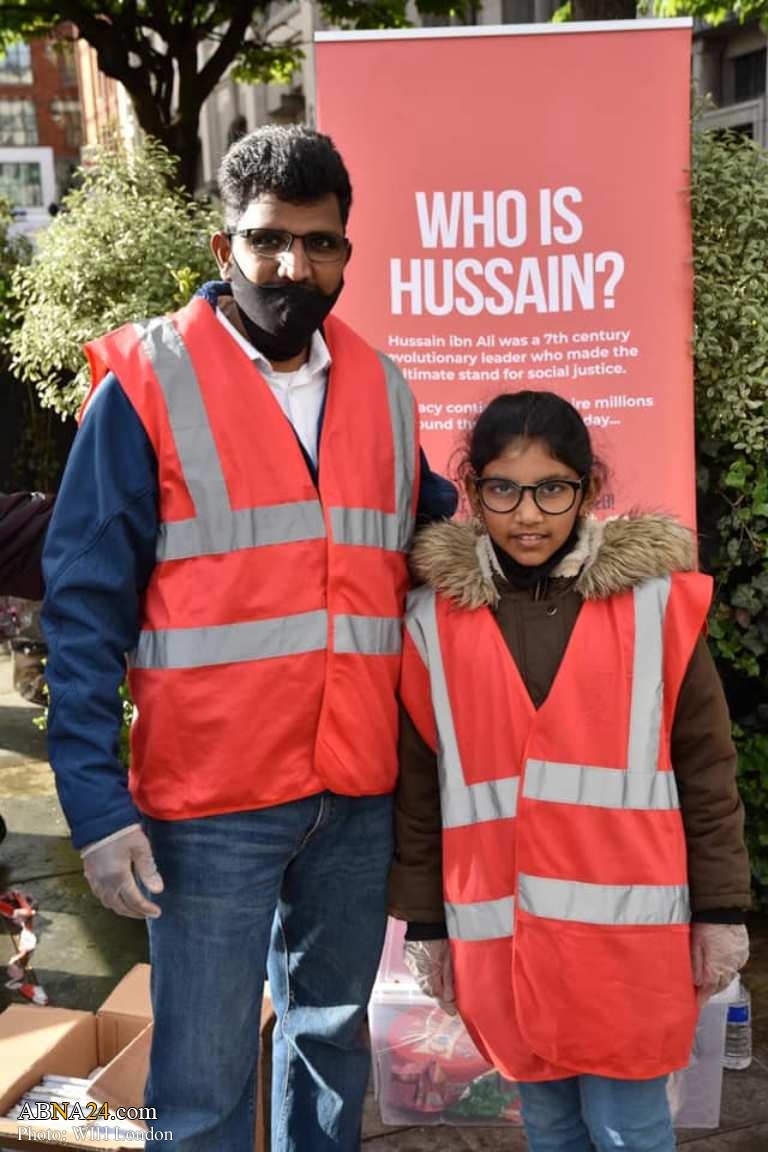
[83,299,419,819]
[400,572,712,1082]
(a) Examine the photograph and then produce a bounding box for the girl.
[388,391,751,1152]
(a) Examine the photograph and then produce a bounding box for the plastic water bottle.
[723,977,752,1070]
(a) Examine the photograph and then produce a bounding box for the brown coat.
[388,515,752,926]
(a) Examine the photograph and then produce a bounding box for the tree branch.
[196,2,264,103]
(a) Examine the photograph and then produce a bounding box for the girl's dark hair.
[459,391,606,488]
[218,126,352,229]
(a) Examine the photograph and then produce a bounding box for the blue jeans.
[518,1075,675,1152]
[142,791,393,1152]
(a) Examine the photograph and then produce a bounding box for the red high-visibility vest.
[83,299,419,819]
[401,572,712,1081]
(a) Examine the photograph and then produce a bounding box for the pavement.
[0,647,766,1150]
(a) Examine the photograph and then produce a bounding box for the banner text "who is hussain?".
[390,188,626,317]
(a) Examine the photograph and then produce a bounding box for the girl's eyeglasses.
[473,476,586,515]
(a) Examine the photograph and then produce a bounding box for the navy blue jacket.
[43,302,457,848]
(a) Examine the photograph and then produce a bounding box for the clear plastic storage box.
[370,919,730,1129]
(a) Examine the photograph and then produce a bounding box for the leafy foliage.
[10,139,219,418]
[0,196,31,360]
[0,2,481,189]
[656,0,768,26]
[320,0,475,27]
[691,128,768,905]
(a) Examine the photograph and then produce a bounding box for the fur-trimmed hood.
[410,515,696,609]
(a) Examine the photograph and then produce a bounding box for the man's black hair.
[218,125,353,229]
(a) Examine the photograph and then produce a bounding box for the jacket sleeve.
[388,704,446,924]
[672,634,752,918]
[416,448,458,524]
[0,492,54,599]
[42,374,158,850]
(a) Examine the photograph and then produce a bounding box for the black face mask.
[229,257,343,362]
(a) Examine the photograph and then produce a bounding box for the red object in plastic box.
[387,1003,489,1112]
[371,919,522,1125]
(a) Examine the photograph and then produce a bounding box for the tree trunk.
[166,125,202,197]
[572,0,636,19]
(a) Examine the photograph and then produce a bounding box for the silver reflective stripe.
[329,354,416,553]
[138,319,232,529]
[330,507,402,552]
[379,352,416,547]
[518,874,690,926]
[407,589,465,824]
[444,777,519,829]
[405,611,429,664]
[445,896,515,941]
[334,615,402,655]
[157,501,326,561]
[523,760,680,810]
[140,319,414,561]
[628,577,671,773]
[130,610,328,670]
[407,588,519,829]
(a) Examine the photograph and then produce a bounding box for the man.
[0,491,53,600]
[42,127,456,1152]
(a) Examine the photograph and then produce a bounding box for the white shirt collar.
[215,305,331,379]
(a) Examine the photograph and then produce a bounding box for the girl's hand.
[403,939,457,1015]
[691,923,749,1004]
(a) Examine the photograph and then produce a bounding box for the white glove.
[403,939,457,1015]
[81,824,164,920]
[691,923,749,1004]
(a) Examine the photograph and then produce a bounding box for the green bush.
[10,138,219,418]
[691,127,768,906]
[0,196,31,359]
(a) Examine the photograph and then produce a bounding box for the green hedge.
[691,127,768,904]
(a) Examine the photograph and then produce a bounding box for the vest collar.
[411,514,696,609]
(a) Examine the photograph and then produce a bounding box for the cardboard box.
[0,966,153,1151]
[96,965,152,1060]
[0,966,275,1152]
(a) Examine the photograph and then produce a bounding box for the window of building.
[0,161,43,208]
[712,123,755,142]
[0,42,32,84]
[46,37,78,87]
[55,156,78,201]
[733,49,767,104]
[50,99,82,149]
[0,99,38,146]
[502,0,537,21]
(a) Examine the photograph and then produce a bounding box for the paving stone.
[675,1124,768,1150]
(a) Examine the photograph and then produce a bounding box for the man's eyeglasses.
[228,227,350,264]
[473,476,586,515]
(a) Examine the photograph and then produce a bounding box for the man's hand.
[691,923,749,1005]
[403,939,457,1015]
[81,824,164,919]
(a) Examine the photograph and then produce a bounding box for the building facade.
[693,17,768,146]
[196,0,560,191]
[75,41,137,160]
[0,31,82,232]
